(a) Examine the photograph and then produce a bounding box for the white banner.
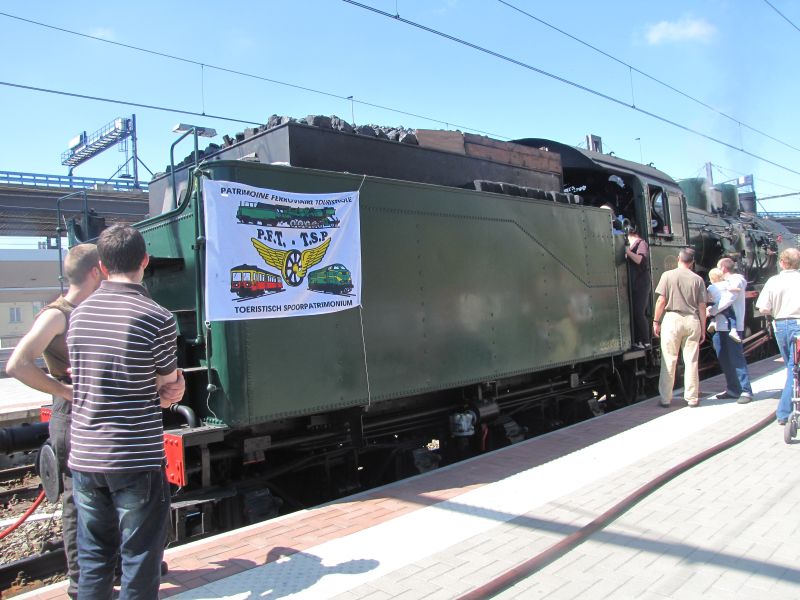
[203,180,361,321]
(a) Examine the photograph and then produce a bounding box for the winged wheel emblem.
[251,237,332,287]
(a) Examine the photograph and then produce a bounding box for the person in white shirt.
[706,268,741,343]
[707,258,753,403]
[756,248,800,425]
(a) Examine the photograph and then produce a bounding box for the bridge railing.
[0,170,148,192]
[762,212,800,219]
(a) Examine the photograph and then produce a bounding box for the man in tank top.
[7,244,104,599]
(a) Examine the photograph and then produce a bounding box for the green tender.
[138,161,629,427]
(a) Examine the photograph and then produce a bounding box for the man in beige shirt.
[652,248,707,407]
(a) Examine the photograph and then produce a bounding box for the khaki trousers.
[659,311,701,405]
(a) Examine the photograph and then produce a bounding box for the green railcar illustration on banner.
[236,201,339,228]
[308,264,354,295]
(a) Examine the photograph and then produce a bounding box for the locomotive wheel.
[290,219,299,227]
[37,443,62,502]
[304,220,312,228]
[282,250,303,286]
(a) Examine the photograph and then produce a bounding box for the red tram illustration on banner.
[230,264,283,298]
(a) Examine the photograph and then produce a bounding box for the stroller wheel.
[784,417,797,445]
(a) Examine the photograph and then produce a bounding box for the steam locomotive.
[44,117,800,538]
[236,201,339,228]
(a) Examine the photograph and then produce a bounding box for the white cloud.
[645,17,716,45]
[432,0,458,15]
[88,27,115,41]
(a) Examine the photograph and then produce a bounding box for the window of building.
[32,301,45,316]
[9,307,22,324]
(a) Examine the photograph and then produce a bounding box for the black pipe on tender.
[169,404,199,428]
[0,422,50,454]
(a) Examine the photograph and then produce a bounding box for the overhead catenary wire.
[684,164,707,180]
[758,191,800,201]
[762,0,800,34]
[341,1,800,178]
[3,8,800,182]
[705,163,794,214]
[0,11,510,141]
[0,80,261,127]
[497,0,800,155]
[711,163,800,194]
[711,164,800,213]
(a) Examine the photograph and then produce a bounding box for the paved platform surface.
[0,376,51,426]
[19,356,796,600]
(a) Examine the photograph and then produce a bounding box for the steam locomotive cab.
[515,137,795,339]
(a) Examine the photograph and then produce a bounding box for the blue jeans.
[72,469,170,600]
[712,330,753,397]
[775,319,800,421]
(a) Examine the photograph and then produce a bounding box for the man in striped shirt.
[68,224,182,600]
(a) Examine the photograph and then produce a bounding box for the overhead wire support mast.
[710,163,800,194]
[341,0,800,178]
[61,118,133,169]
[61,116,143,188]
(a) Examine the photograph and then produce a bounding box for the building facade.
[0,248,63,347]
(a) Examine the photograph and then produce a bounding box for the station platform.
[0,377,51,427]
[20,356,799,600]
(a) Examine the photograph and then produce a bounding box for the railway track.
[0,464,36,482]
[0,463,62,598]
[0,461,40,506]
[0,482,41,507]
[0,543,65,593]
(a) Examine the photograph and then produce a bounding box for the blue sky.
[1,0,799,213]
